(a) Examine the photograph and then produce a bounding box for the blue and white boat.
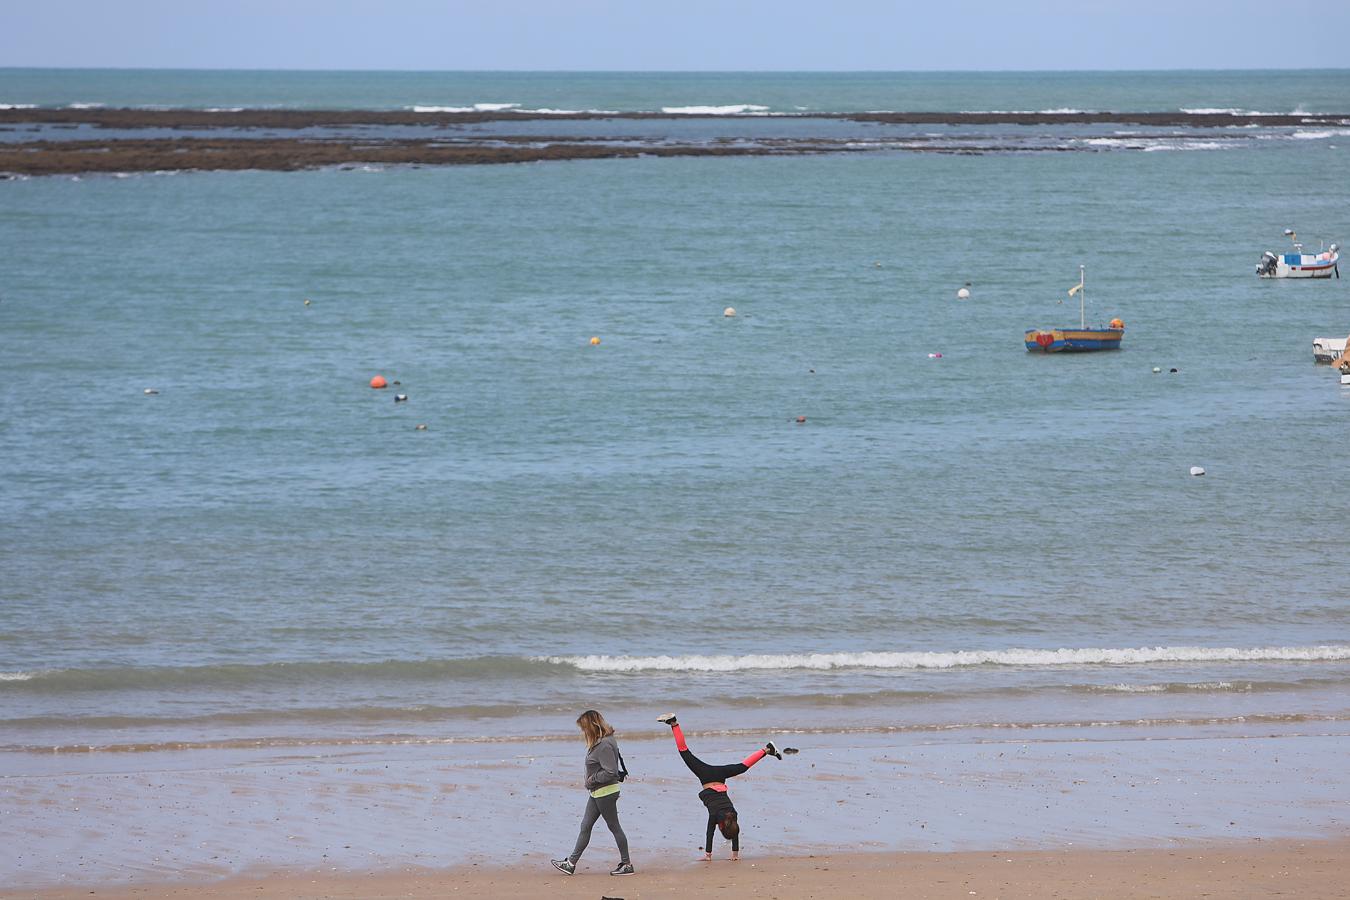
[1256,230,1340,279]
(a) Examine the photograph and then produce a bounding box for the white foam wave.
[203,107,244,113]
[1289,129,1350,140]
[0,671,36,681]
[661,104,770,115]
[0,103,37,110]
[545,645,1350,673]
[1094,681,1240,693]
[1141,141,1231,152]
[410,103,522,113]
[66,102,105,110]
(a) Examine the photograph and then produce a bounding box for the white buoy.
[927,352,943,359]
[956,287,971,300]
[723,307,736,317]
[1152,367,1161,374]
[143,388,159,395]
[1190,466,1206,477]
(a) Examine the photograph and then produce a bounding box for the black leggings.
[680,749,748,785]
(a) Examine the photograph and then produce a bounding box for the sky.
[3,0,1349,71]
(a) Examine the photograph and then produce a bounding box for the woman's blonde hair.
[576,709,615,748]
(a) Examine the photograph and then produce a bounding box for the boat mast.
[1078,265,1085,329]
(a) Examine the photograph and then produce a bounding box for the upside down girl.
[657,712,781,860]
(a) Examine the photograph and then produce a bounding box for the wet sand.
[3,727,1347,892]
[16,840,1350,899]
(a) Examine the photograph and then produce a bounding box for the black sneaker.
[550,858,576,876]
[765,741,783,760]
[610,862,635,875]
[656,713,678,725]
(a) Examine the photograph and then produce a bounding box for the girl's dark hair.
[718,811,739,841]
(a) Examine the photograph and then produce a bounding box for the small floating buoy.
[1170,368,1179,374]
[723,307,736,317]
[874,261,881,268]
[956,283,971,299]
[415,423,428,431]
[795,416,806,424]
[808,369,815,374]
[394,394,408,402]
[928,352,943,359]
[1152,367,1161,374]
[303,298,311,306]
[370,375,387,389]
[589,336,601,346]
[143,388,159,395]
[1190,466,1206,477]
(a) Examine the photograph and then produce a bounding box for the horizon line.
[4,65,1350,75]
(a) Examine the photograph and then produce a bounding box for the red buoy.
[370,375,388,389]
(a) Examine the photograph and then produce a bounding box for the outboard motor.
[1256,250,1278,277]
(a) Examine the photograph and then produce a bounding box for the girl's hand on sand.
[702,852,712,862]
[730,851,740,861]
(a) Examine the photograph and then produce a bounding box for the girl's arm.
[705,814,716,854]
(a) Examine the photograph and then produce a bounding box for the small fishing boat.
[1024,266,1124,353]
[1256,229,1339,278]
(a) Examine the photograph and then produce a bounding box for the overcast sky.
[5,0,1348,71]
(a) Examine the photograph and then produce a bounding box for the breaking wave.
[545,645,1350,673]
[660,104,771,115]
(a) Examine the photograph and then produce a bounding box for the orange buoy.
[1109,318,1125,330]
[370,375,388,389]
[795,416,807,424]
[590,336,601,346]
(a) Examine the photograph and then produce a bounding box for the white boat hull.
[1257,249,1339,279]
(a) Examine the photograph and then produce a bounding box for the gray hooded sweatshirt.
[584,734,623,792]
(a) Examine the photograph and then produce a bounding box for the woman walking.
[656,712,781,860]
[551,710,634,877]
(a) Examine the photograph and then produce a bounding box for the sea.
[2,69,1350,762]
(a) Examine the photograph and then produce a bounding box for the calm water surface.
[2,70,1349,754]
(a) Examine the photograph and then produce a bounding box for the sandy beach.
[12,841,1350,899]
[4,726,1347,896]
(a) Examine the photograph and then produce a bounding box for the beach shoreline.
[13,839,1350,899]
[4,727,1346,892]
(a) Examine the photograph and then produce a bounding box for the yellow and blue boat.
[1024,266,1124,353]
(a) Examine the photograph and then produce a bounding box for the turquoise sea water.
[2,70,1349,755]
[4,67,1350,113]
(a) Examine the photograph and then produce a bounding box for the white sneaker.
[656,713,677,725]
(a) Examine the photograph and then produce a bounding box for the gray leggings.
[569,791,630,864]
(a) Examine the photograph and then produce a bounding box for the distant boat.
[1313,336,1348,364]
[1024,266,1124,353]
[1256,229,1339,278]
